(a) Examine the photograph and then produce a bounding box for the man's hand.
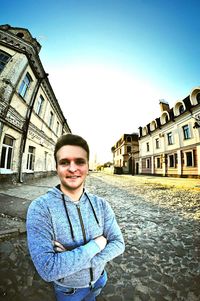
[94,236,107,251]
[53,240,66,252]
[53,236,107,253]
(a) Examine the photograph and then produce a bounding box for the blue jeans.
[53,270,107,301]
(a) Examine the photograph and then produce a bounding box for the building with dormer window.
[138,87,200,178]
[0,24,71,183]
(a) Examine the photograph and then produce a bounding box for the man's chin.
[62,181,82,191]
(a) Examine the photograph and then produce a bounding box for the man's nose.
[68,162,77,172]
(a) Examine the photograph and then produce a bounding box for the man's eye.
[76,160,86,165]
[60,161,69,165]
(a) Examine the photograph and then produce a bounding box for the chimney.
[159,99,170,112]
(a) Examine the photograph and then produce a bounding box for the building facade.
[111,133,139,175]
[0,24,71,183]
[138,87,200,178]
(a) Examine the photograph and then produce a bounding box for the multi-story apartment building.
[139,86,200,178]
[111,133,139,174]
[0,24,71,183]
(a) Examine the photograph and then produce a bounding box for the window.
[56,121,60,135]
[156,157,161,168]
[183,125,191,140]
[0,51,11,73]
[146,142,149,152]
[197,92,200,104]
[155,138,159,149]
[49,111,54,128]
[146,158,150,168]
[185,151,193,167]
[127,136,131,142]
[18,72,32,98]
[179,105,184,114]
[167,132,173,145]
[35,95,44,115]
[44,151,48,170]
[0,136,14,169]
[165,115,169,123]
[169,155,174,167]
[127,145,131,153]
[27,146,35,170]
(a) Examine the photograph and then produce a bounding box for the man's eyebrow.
[58,157,86,162]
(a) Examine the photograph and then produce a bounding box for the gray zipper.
[76,204,94,286]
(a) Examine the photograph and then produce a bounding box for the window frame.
[155,138,160,149]
[182,125,191,140]
[49,111,54,128]
[168,154,175,168]
[0,51,11,73]
[185,151,194,167]
[179,105,184,114]
[146,158,150,169]
[167,132,173,145]
[0,135,14,170]
[156,157,161,168]
[56,121,60,135]
[26,146,35,171]
[127,145,131,153]
[35,95,44,115]
[196,92,200,104]
[18,72,32,98]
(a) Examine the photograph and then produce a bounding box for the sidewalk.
[0,173,199,238]
[0,175,59,238]
[122,174,200,190]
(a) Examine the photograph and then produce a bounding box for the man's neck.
[60,184,84,202]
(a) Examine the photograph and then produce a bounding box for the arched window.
[173,102,185,117]
[16,32,24,38]
[160,112,169,125]
[197,92,200,104]
[0,50,11,73]
[150,120,157,131]
[190,88,200,105]
[142,127,148,136]
[179,105,184,114]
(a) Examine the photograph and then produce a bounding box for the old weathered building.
[0,24,71,183]
[139,87,200,178]
[111,133,139,175]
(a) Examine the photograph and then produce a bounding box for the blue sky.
[2,0,200,163]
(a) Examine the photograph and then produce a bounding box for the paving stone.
[0,173,200,300]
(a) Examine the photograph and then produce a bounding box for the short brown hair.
[54,134,90,164]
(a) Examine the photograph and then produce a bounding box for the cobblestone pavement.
[0,173,200,301]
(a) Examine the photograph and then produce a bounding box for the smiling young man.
[26,134,125,301]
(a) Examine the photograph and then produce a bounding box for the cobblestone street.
[0,173,200,301]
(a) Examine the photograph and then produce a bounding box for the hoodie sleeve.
[26,198,100,282]
[91,199,125,268]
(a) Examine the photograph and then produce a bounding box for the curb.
[0,226,26,239]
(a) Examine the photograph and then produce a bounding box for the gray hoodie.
[26,186,125,288]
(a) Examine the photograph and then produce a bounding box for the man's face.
[56,145,89,194]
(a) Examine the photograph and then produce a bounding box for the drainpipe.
[18,75,47,182]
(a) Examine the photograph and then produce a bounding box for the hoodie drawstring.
[61,192,99,240]
[62,194,75,241]
[85,193,99,225]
